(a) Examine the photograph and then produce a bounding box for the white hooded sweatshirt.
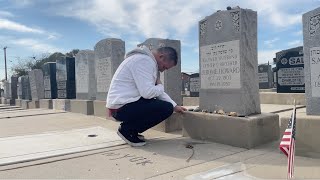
[106,46,177,109]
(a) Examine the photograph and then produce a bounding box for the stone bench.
[181,112,279,149]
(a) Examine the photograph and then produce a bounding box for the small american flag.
[279,105,296,179]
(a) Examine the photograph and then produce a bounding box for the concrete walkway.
[0,104,319,179]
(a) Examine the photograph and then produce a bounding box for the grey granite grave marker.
[258,64,273,89]
[275,46,304,93]
[3,81,11,99]
[138,38,182,105]
[189,73,200,97]
[75,50,96,100]
[17,76,23,99]
[18,75,31,100]
[42,62,57,99]
[28,69,45,100]
[23,75,32,100]
[10,76,18,101]
[199,8,260,116]
[56,57,76,99]
[181,72,190,95]
[94,38,125,100]
[303,7,320,115]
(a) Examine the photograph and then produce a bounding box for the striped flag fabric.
[279,105,296,179]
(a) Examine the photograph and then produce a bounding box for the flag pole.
[287,99,296,179]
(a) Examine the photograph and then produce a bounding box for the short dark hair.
[157,47,178,66]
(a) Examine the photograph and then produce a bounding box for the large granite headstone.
[42,62,57,99]
[189,73,200,97]
[94,38,125,100]
[138,38,182,105]
[258,64,273,89]
[3,81,11,99]
[18,76,31,100]
[75,50,96,100]
[199,8,260,116]
[10,76,18,101]
[56,57,76,99]
[303,7,320,115]
[20,75,32,100]
[28,69,45,100]
[275,46,304,93]
[17,76,23,99]
[181,73,190,95]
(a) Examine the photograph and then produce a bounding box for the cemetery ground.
[0,104,319,179]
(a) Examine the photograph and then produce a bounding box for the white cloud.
[264,38,279,48]
[54,0,214,38]
[292,30,303,36]
[0,10,14,18]
[0,17,61,40]
[258,49,279,64]
[10,0,36,7]
[10,38,63,53]
[288,40,302,47]
[0,18,45,34]
[244,0,312,28]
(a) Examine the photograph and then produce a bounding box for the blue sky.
[0,0,319,79]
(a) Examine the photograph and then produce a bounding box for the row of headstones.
[198,6,320,116]
[5,38,182,105]
[182,61,279,97]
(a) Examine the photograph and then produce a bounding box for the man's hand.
[174,105,187,113]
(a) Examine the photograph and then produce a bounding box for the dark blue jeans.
[112,98,174,135]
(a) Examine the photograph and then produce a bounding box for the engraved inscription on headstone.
[310,47,320,97]
[190,77,200,92]
[42,62,57,99]
[76,60,89,93]
[200,40,240,89]
[278,67,304,86]
[44,76,51,90]
[96,57,112,92]
[258,72,268,83]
